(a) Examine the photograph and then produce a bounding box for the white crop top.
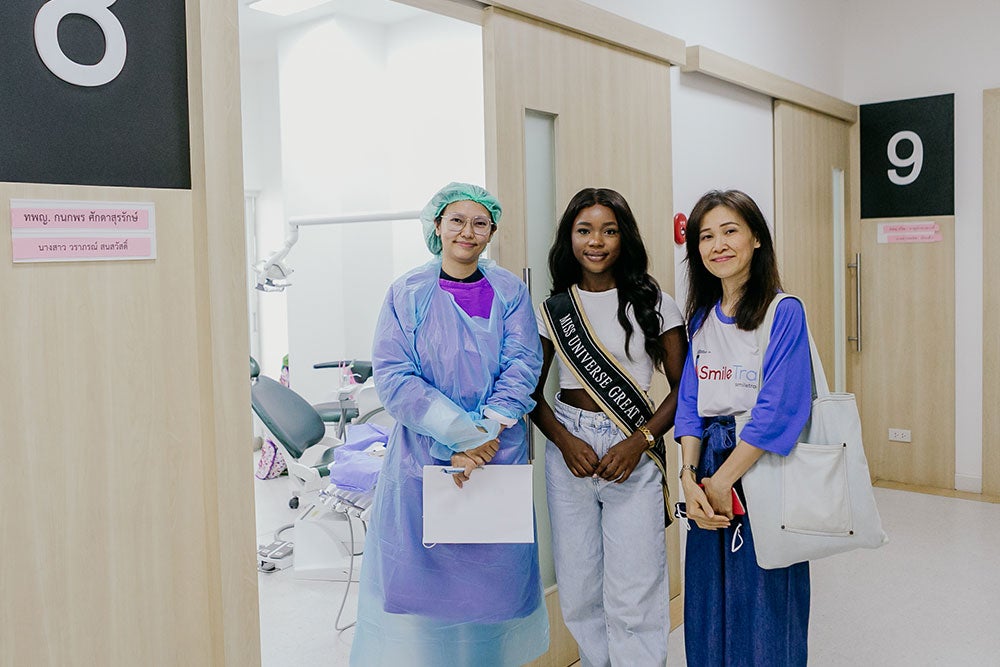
[536,288,684,392]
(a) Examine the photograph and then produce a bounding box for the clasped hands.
[681,472,735,530]
[450,426,505,488]
[559,431,647,483]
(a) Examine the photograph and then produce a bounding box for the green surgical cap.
[420,182,502,255]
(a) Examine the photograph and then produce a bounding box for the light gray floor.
[254,465,1000,666]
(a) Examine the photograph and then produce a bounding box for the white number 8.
[886,130,923,186]
[34,0,127,87]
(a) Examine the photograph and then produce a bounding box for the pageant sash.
[541,286,672,526]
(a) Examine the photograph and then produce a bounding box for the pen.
[442,466,481,474]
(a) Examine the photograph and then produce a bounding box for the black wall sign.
[860,93,954,219]
[0,1,191,189]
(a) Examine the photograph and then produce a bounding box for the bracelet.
[679,464,698,480]
[635,425,655,445]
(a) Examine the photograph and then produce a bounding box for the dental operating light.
[252,209,421,293]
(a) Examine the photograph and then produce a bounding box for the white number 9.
[886,130,923,186]
[34,0,127,87]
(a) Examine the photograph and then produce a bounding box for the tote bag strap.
[754,294,830,400]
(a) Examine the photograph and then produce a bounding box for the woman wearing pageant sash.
[674,190,812,666]
[530,187,687,666]
[350,182,548,667]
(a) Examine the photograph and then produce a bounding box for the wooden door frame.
[984,88,1000,495]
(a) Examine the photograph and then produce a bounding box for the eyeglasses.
[442,215,495,237]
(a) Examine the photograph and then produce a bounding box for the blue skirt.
[684,416,810,666]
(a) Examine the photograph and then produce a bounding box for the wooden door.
[850,216,955,487]
[774,101,850,388]
[984,88,1000,496]
[483,7,679,661]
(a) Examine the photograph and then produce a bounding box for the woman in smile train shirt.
[674,190,812,666]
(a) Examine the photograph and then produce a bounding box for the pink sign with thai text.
[12,237,153,261]
[877,221,942,244]
[10,199,156,263]
[11,205,150,230]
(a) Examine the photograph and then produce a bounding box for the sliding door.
[484,8,678,661]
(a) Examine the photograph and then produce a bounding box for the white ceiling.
[238,0,426,62]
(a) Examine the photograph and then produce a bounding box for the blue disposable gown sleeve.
[482,280,543,423]
[372,286,500,460]
[739,298,812,455]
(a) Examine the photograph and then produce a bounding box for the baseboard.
[874,479,1000,504]
[670,592,683,630]
[954,474,983,493]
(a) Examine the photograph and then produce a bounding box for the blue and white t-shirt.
[691,306,762,417]
[674,298,812,456]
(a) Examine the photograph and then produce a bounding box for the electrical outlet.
[888,428,911,443]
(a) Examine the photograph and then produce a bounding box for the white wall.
[670,68,774,311]
[263,11,484,404]
[841,0,1000,492]
[241,53,288,380]
[583,0,848,98]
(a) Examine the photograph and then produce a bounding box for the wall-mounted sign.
[11,199,156,262]
[860,94,954,219]
[0,1,190,189]
[876,221,942,245]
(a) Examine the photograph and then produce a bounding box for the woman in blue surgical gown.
[349,183,549,666]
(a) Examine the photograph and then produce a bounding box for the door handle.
[847,252,861,352]
[522,267,535,462]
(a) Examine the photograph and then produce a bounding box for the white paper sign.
[422,465,534,544]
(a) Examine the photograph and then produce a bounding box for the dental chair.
[251,374,340,509]
[353,380,393,430]
[311,360,374,438]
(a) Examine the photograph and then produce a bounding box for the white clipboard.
[422,464,534,544]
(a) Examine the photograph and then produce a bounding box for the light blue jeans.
[546,396,669,667]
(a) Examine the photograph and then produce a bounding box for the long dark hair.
[684,189,782,330]
[549,187,666,371]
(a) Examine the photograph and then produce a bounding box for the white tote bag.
[739,294,888,569]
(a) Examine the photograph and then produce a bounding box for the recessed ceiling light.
[247,0,332,17]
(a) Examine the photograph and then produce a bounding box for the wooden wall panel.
[0,0,259,664]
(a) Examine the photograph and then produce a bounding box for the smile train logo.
[697,364,758,382]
